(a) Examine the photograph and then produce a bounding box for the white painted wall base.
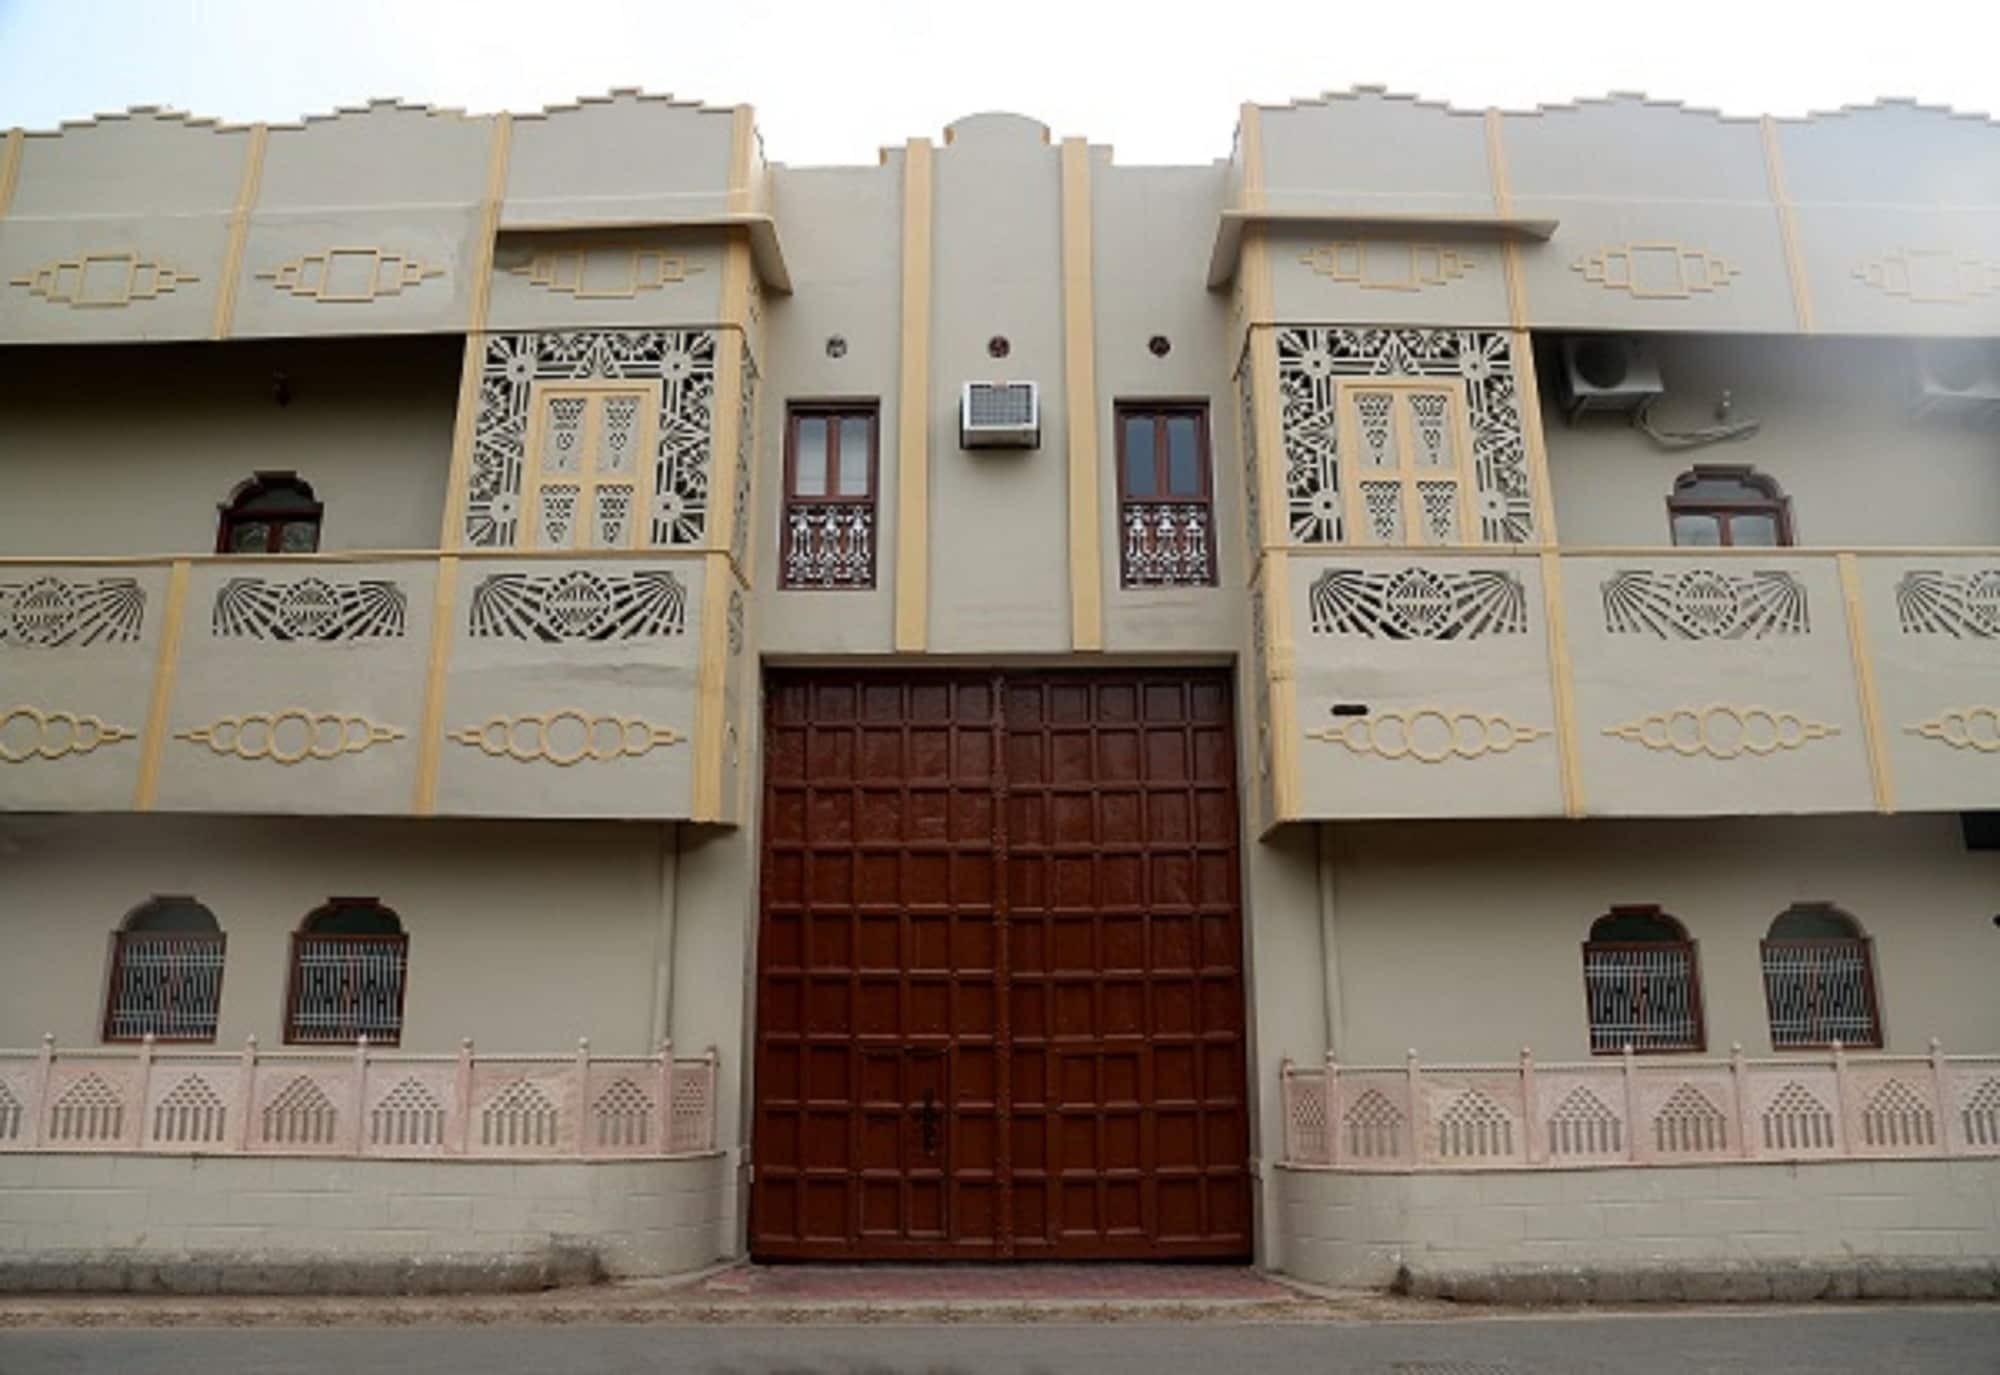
[0,1153,731,1280]
[1275,1158,2000,1289]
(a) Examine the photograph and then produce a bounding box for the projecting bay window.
[1337,380,1475,546]
[1582,907,1705,1054]
[521,381,660,550]
[1761,905,1882,1049]
[103,897,227,1043]
[780,402,877,589]
[285,899,409,1045]
[1117,403,1215,587]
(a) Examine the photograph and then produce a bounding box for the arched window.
[217,472,322,554]
[1581,906,1704,1053]
[1761,904,1882,1048]
[1666,466,1793,548]
[103,897,226,1042]
[285,898,408,1045]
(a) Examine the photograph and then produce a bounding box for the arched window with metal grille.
[1581,906,1704,1054]
[284,898,408,1045]
[1761,904,1883,1049]
[103,897,227,1042]
[217,472,323,554]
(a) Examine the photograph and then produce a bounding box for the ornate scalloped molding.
[176,711,405,763]
[1307,708,1549,764]
[9,253,198,308]
[1603,704,1838,759]
[1906,707,2000,753]
[0,705,136,762]
[448,711,683,765]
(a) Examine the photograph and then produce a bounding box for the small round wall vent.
[1148,335,1171,358]
[987,335,1011,359]
[825,335,847,359]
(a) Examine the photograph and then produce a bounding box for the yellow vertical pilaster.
[893,139,934,654]
[210,123,267,340]
[0,128,24,219]
[1060,137,1104,652]
[1538,550,1584,818]
[1761,117,1816,335]
[412,556,459,816]
[1838,553,1896,813]
[133,560,192,810]
[439,113,514,551]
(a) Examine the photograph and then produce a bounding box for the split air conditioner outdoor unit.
[960,381,1040,449]
[1912,340,2000,426]
[1558,335,1666,422]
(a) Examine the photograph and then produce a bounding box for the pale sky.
[1,0,1996,167]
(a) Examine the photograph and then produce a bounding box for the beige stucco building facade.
[1,87,1997,1292]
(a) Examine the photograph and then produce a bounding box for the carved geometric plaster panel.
[1573,243,1740,299]
[467,330,716,549]
[507,246,704,300]
[1603,705,1839,760]
[1852,248,2000,305]
[1906,707,2000,753]
[1307,708,1549,764]
[0,705,137,763]
[1275,328,1534,545]
[9,252,199,308]
[1298,241,1477,292]
[466,568,688,641]
[212,577,408,641]
[1895,568,2000,638]
[1308,566,1528,640]
[0,576,146,648]
[1601,569,1809,639]
[255,247,443,303]
[448,711,684,765]
[175,711,406,764]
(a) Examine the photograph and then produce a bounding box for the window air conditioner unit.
[1558,336,1665,423]
[1912,340,2000,426]
[960,381,1040,449]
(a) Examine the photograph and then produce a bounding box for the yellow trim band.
[1837,553,1895,812]
[1061,137,1104,652]
[132,559,192,810]
[894,138,934,654]
[1761,117,1816,335]
[1539,550,1585,817]
[0,128,23,220]
[210,123,267,340]
[691,551,733,820]
[412,555,460,815]
[468,112,513,333]
[1484,110,1531,329]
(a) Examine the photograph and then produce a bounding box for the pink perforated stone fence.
[0,1035,717,1159]
[1280,1041,2000,1170]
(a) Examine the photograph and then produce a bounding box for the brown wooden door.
[753,669,1249,1261]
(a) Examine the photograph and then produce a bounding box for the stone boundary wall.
[1275,1158,2000,1296]
[0,1153,728,1292]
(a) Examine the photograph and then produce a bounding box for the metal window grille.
[103,934,227,1042]
[285,934,408,1045]
[1582,942,1703,1053]
[1761,939,1882,1048]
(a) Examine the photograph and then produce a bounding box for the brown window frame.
[1580,905,1707,1055]
[101,897,227,1044]
[283,898,409,1046]
[1114,400,1218,587]
[217,471,324,554]
[1665,464,1794,548]
[779,400,880,590]
[1759,905,1884,1050]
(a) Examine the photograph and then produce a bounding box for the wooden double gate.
[752,669,1251,1260]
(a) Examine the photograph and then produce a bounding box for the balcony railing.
[1279,1042,2000,1171]
[0,1035,718,1160]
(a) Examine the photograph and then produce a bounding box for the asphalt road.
[2,1308,1998,1375]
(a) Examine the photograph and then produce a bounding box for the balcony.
[1266,547,2000,823]
[0,549,747,823]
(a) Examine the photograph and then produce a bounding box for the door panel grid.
[754,669,1249,1261]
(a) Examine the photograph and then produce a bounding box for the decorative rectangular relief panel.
[1308,566,1528,640]
[255,247,442,303]
[466,568,688,642]
[0,576,146,647]
[9,253,199,308]
[1601,568,1809,639]
[507,245,703,299]
[1275,328,1534,545]
[212,577,407,641]
[467,330,716,549]
[1572,243,1740,300]
[1895,568,2000,638]
[1298,241,1477,292]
